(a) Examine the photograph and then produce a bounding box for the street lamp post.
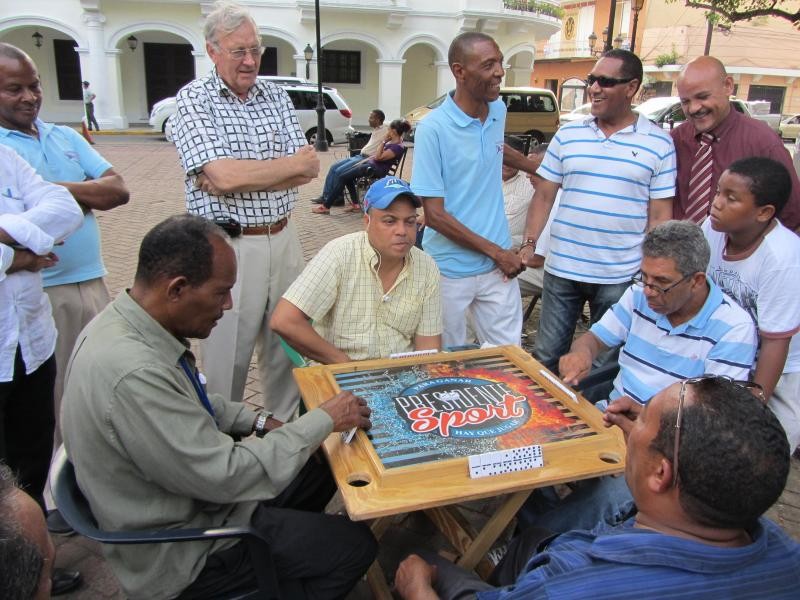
[604,0,617,52]
[313,0,327,152]
[630,0,645,54]
[303,43,313,81]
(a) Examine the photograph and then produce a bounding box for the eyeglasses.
[631,271,692,295]
[586,74,636,88]
[215,45,265,60]
[672,375,765,488]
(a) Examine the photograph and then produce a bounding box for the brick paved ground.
[53,135,799,599]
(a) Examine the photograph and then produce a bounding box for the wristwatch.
[254,411,273,438]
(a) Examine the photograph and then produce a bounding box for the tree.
[676,0,800,27]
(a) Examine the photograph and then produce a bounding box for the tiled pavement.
[53,134,800,598]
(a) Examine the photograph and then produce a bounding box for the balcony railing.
[503,1,564,19]
[541,38,631,59]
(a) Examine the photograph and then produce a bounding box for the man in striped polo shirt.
[518,221,756,534]
[521,50,675,373]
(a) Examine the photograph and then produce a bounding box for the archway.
[319,36,383,127]
[0,24,84,124]
[504,48,535,87]
[400,42,439,117]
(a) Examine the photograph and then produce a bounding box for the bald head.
[0,42,31,64]
[448,32,498,67]
[676,55,734,134]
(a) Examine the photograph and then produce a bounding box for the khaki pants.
[200,219,305,421]
[45,277,110,446]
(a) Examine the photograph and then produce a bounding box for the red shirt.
[671,109,800,230]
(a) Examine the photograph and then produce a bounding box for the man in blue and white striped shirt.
[396,377,799,599]
[520,50,675,372]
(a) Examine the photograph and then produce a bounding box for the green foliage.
[503,1,565,19]
[666,0,799,28]
[654,47,682,67]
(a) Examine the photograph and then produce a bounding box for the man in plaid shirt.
[172,1,319,419]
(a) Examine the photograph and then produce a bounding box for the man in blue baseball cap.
[272,177,442,363]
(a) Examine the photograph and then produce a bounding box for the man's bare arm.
[413,334,441,353]
[558,332,610,386]
[200,145,320,195]
[422,197,524,279]
[519,179,560,265]
[269,298,351,365]
[57,168,129,211]
[6,249,58,274]
[647,197,674,231]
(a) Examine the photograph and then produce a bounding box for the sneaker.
[311,196,325,204]
[486,543,508,566]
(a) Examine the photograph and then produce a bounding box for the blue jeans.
[322,161,370,208]
[516,474,634,534]
[322,155,363,200]
[533,271,630,373]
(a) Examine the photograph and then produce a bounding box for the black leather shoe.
[311,196,324,204]
[51,568,82,595]
[47,509,75,536]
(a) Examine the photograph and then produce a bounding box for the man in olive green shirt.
[61,215,375,599]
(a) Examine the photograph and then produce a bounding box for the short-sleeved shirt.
[0,120,111,286]
[671,109,800,230]
[411,93,510,278]
[591,280,757,404]
[367,142,404,176]
[703,219,800,373]
[172,69,307,226]
[282,232,442,360]
[538,114,676,284]
[477,517,800,600]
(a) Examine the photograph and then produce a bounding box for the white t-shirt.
[703,219,800,373]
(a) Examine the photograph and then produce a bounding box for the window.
[258,47,278,76]
[747,85,785,114]
[287,90,336,111]
[320,50,360,84]
[53,39,82,101]
[544,79,558,95]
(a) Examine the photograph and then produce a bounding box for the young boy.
[702,156,800,449]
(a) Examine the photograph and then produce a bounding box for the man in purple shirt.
[671,56,800,230]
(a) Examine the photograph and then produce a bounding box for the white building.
[0,0,561,129]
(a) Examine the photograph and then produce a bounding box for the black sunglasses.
[586,74,636,88]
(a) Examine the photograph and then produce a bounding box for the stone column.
[78,10,125,129]
[435,60,454,98]
[377,59,405,121]
[193,50,213,79]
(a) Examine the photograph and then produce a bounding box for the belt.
[241,217,289,236]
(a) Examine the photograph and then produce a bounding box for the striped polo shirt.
[539,113,676,284]
[591,280,757,404]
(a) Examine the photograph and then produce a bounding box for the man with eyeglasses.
[395,376,799,599]
[515,220,756,533]
[172,1,320,420]
[520,49,675,376]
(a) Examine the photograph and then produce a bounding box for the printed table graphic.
[334,353,595,469]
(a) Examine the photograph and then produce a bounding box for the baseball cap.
[363,177,422,213]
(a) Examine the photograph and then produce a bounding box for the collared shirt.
[282,231,442,360]
[412,92,510,278]
[61,291,334,599]
[172,69,307,226]
[0,119,111,286]
[478,517,800,599]
[538,113,676,284]
[82,86,95,104]
[591,279,756,404]
[0,145,82,381]
[361,123,389,156]
[671,109,800,230]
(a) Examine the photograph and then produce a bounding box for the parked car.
[780,114,800,141]
[559,102,592,126]
[149,77,354,145]
[746,100,782,134]
[404,86,560,146]
[633,96,751,130]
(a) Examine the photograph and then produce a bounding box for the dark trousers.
[423,528,556,599]
[0,348,56,513]
[85,102,100,131]
[179,458,377,600]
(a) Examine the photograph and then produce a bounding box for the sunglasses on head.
[586,74,636,88]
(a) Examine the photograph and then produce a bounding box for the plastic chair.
[50,449,281,600]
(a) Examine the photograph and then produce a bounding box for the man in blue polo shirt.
[395,377,799,599]
[0,44,128,543]
[520,49,675,372]
[412,32,533,348]
[518,220,756,533]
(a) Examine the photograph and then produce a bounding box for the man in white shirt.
[0,145,82,529]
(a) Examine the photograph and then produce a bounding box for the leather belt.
[241,217,289,236]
